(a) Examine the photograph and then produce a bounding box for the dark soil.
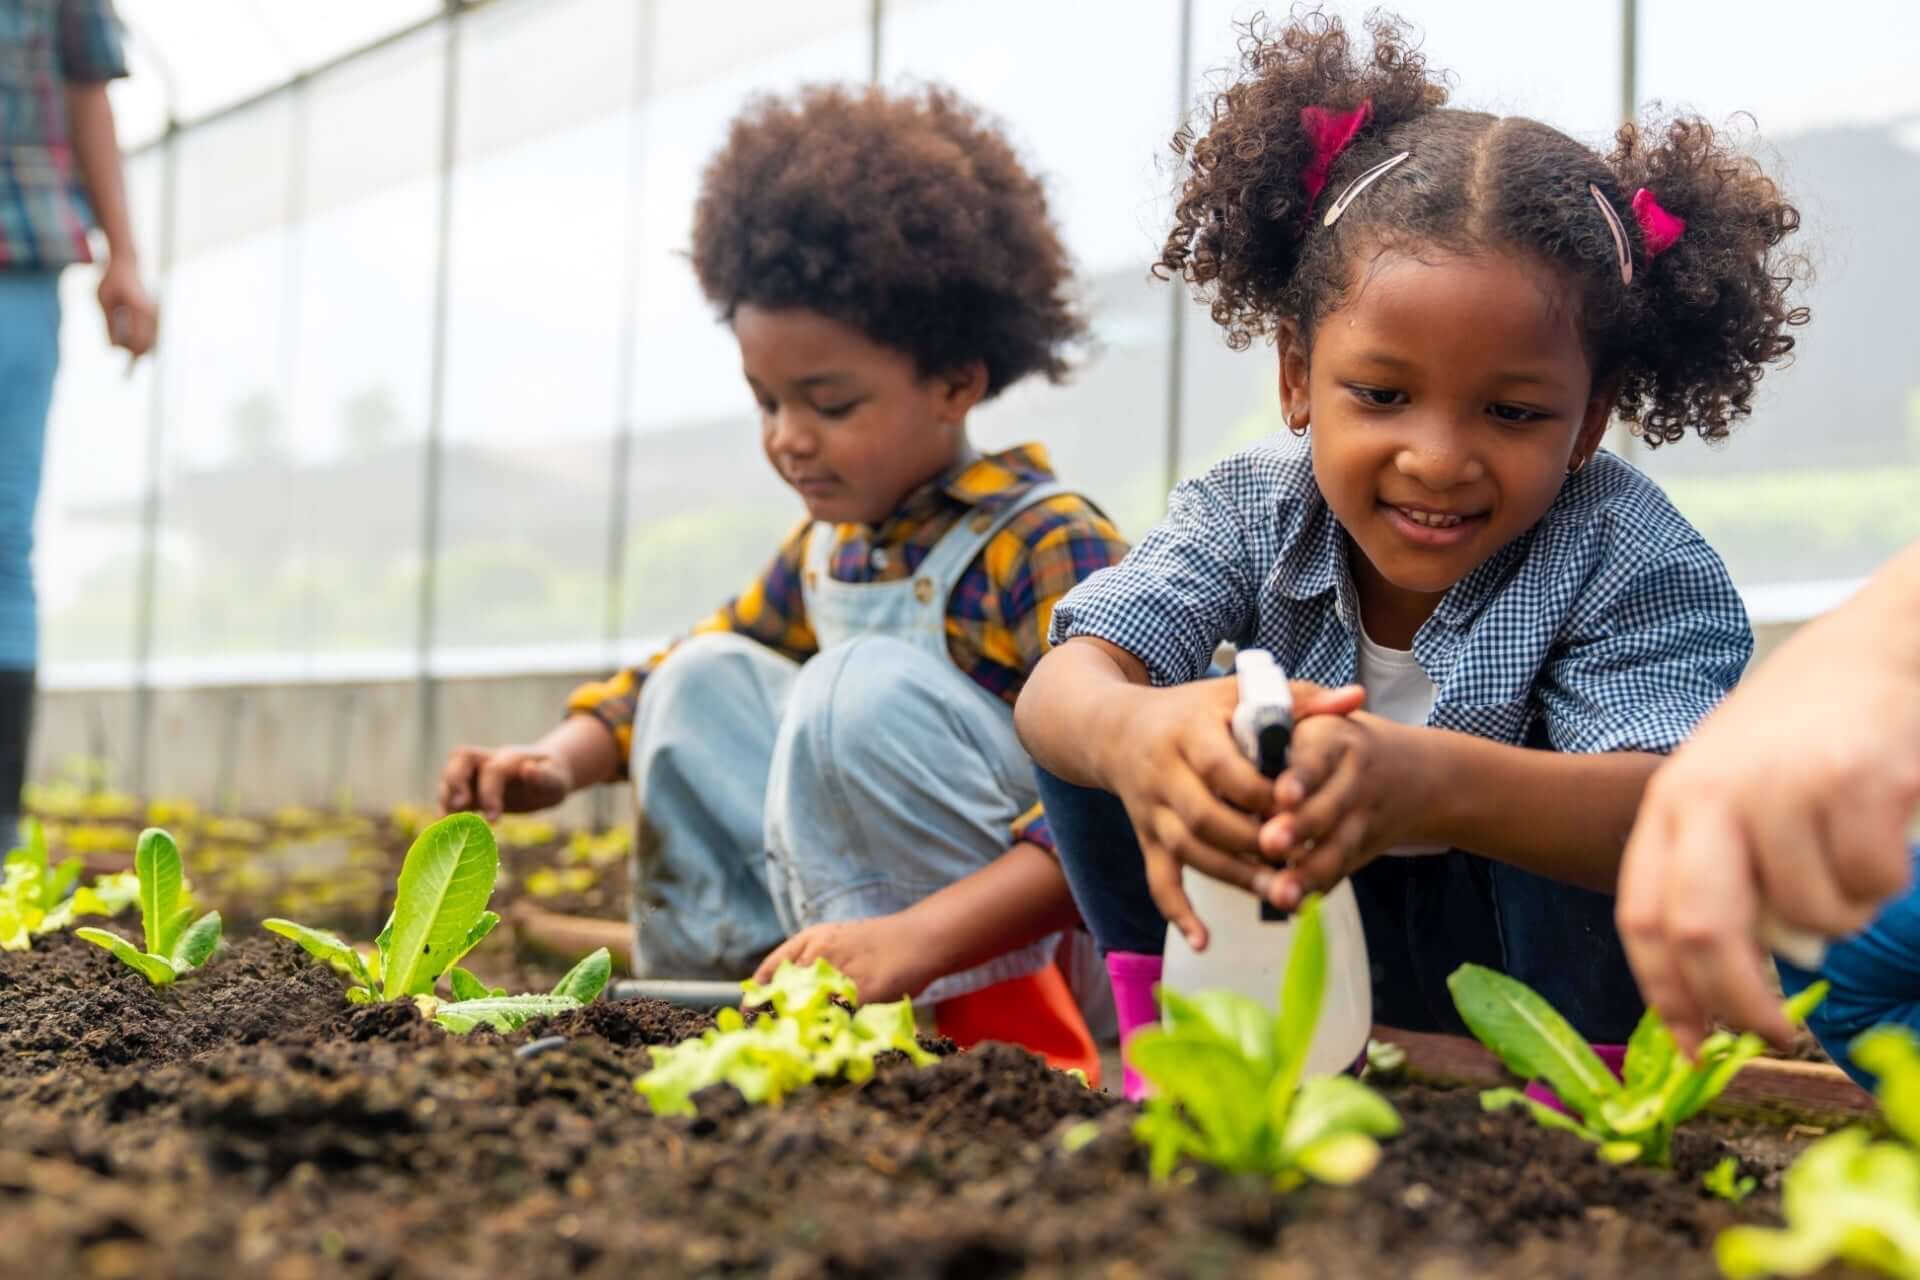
[0,932,1859,1280]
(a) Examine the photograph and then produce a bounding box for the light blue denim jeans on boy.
[0,270,60,671]
[626,482,1069,1003]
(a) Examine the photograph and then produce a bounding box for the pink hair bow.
[1300,99,1374,206]
[1630,188,1686,257]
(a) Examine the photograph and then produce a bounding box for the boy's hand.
[1103,676,1365,952]
[754,915,936,1003]
[1255,712,1436,907]
[439,745,573,820]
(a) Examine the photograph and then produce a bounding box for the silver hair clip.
[1323,151,1411,227]
[1589,183,1632,285]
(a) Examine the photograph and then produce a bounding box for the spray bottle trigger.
[1256,723,1291,779]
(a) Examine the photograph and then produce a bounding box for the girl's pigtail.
[1608,115,1811,445]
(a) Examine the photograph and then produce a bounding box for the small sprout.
[634,959,935,1117]
[1717,1026,1920,1278]
[1128,894,1401,1192]
[266,813,500,1004]
[1448,964,1826,1168]
[0,819,94,950]
[1365,1038,1408,1080]
[1061,1120,1101,1153]
[1704,1156,1756,1203]
[1064,1067,1090,1088]
[75,828,222,987]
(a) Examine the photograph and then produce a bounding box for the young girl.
[439,85,1127,1070]
[1015,12,1808,1095]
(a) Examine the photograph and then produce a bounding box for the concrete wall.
[30,620,1804,812]
[31,669,633,829]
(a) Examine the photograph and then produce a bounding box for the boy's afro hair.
[691,83,1086,399]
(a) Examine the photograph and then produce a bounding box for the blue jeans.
[0,270,58,671]
[628,633,1060,1000]
[1779,844,1920,1089]
[1037,766,1647,1042]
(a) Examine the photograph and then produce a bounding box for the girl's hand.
[754,916,937,1003]
[1102,676,1365,951]
[1255,712,1436,906]
[439,744,574,819]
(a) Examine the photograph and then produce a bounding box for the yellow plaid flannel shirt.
[566,444,1128,852]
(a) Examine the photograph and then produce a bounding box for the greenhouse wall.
[34,0,1920,805]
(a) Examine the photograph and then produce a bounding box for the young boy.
[439,85,1125,1067]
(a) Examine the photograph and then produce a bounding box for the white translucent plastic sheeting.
[113,0,441,129]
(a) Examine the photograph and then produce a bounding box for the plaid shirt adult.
[569,443,1127,789]
[1052,435,1752,755]
[1,0,129,269]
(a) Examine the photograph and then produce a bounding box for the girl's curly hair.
[691,84,1086,400]
[1158,9,1809,446]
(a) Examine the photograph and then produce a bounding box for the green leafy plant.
[1448,964,1827,1168]
[0,820,133,949]
[427,947,613,1034]
[1706,1155,1757,1204]
[265,811,501,1004]
[1126,894,1402,1190]
[264,813,609,1032]
[1716,1026,1920,1278]
[74,828,222,986]
[634,958,937,1117]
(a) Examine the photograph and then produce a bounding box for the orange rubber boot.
[934,962,1101,1088]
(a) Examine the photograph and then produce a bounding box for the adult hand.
[96,257,157,358]
[1617,572,1920,1054]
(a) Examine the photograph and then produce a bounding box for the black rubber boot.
[0,667,36,850]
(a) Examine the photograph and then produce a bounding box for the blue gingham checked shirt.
[1051,436,1752,754]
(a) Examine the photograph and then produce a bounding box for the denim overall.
[629,481,1080,1004]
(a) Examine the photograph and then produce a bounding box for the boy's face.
[1280,248,1613,646]
[734,305,982,527]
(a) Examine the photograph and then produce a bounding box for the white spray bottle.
[1160,649,1374,1077]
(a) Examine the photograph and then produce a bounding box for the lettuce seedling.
[1716,1026,1920,1279]
[634,958,936,1117]
[1705,1155,1757,1204]
[75,827,222,986]
[429,947,613,1034]
[1126,893,1402,1190]
[266,811,501,1003]
[0,819,124,949]
[1448,964,1827,1168]
[266,813,611,1032]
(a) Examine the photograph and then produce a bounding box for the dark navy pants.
[1037,765,1647,1043]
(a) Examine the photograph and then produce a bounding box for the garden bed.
[0,930,1867,1279]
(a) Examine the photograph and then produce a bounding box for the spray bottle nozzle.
[1231,649,1295,779]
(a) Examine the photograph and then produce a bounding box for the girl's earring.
[1568,455,1587,476]
[1287,413,1310,437]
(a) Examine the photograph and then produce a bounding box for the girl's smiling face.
[735,304,983,527]
[1281,247,1614,647]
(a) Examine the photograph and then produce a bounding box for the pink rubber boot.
[1105,951,1163,1101]
[1524,1043,1627,1114]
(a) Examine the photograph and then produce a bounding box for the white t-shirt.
[1356,627,1449,857]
